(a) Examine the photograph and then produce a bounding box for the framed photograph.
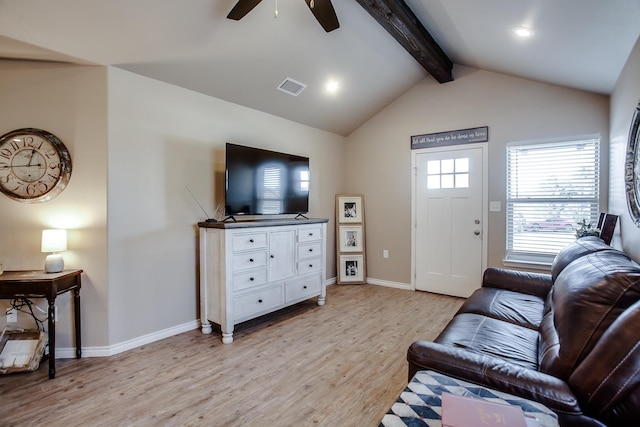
[600,213,619,245]
[336,195,364,223]
[339,225,363,252]
[338,254,365,284]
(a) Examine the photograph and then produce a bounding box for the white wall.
[0,61,109,348]
[0,63,344,354]
[609,36,640,262]
[345,65,610,285]
[107,68,345,345]
[2,48,634,352]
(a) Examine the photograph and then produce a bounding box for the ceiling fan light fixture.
[512,26,535,38]
[227,0,339,33]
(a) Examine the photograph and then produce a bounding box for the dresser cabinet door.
[268,228,296,282]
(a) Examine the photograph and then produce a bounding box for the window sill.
[502,258,552,273]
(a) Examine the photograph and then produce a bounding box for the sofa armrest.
[407,340,578,414]
[482,267,552,298]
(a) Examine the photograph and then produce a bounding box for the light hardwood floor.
[0,284,463,427]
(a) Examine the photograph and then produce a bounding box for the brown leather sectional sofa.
[407,236,640,426]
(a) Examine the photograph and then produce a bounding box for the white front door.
[413,145,486,297]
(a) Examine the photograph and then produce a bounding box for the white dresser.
[198,218,328,343]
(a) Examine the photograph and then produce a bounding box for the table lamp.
[42,229,67,273]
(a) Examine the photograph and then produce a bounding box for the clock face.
[0,128,72,203]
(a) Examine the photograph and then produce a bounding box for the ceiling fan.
[227,0,340,33]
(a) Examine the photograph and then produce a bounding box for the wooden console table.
[0,269,82,379]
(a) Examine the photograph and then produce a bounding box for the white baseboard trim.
[55,320,200,359]
[366,277,413,291]
[57,278,337,359]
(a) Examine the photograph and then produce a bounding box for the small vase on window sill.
[576,219,600,239]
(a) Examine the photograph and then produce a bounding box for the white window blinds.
[506,136,600,262]
[258,165,283,214]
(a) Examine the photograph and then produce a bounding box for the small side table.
[0,269,82,379]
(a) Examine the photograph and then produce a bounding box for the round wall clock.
[0,128,72,203]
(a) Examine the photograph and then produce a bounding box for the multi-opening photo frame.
[336,194,366,284]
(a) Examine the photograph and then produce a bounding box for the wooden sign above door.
[411,126,489,150]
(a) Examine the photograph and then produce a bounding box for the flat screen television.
[225,143,310,216]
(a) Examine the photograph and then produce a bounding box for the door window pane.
[425,157,469,189]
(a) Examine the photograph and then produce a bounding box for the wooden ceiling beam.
[355,0,453,83]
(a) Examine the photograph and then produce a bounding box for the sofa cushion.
[550,236,612,281]
[434,313,539,370]
[539,250,640,379]
[568,299,640,424]
[456,288,545,330]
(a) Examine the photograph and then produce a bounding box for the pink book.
[441,393,527,427]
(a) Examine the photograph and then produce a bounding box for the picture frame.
[336,195,364,223]
[338,225,363,252]
[338,254,365,284]
[598,213,619,245]
[335,194,366,285]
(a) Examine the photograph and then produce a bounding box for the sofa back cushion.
[569,299,640,425]
[550,236,611,282]
[539,250,640,380]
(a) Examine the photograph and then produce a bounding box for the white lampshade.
[42,229,67,252]
[42,229,67,273]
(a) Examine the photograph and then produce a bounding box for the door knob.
[474,230,481,235]
[474,219,480,224]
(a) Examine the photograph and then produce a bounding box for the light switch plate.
[489,201,501,212]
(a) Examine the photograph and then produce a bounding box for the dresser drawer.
[233,268,268,291]
[298,225,322,243]
[232,250,268,271]
[298,242,322,260]
[297,257,322,275]
[234,285,283,320]
[232,231,268,252]
[285,274,322,303]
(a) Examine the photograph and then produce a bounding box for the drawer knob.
[258,299,263,303]
[249,258,254,262]
[308,248,313,252]
[308,233,313,236]
[249,239,254,243]
[303,285,308,289]
[309,264,313,268]
[270,254,275,259]
[249,277,254,281]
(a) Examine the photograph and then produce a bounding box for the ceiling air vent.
[277,77,307,96]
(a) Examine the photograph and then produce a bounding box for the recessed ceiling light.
[513,26,535,38]
[325,80,339,94]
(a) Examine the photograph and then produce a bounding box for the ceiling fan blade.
[227,0,263,21]
[304,0,340,33]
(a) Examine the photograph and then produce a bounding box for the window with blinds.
[506,136,600,263]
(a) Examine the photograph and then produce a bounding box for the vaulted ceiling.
[0,0,639,136]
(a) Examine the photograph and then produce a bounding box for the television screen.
[225,143,310,216]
